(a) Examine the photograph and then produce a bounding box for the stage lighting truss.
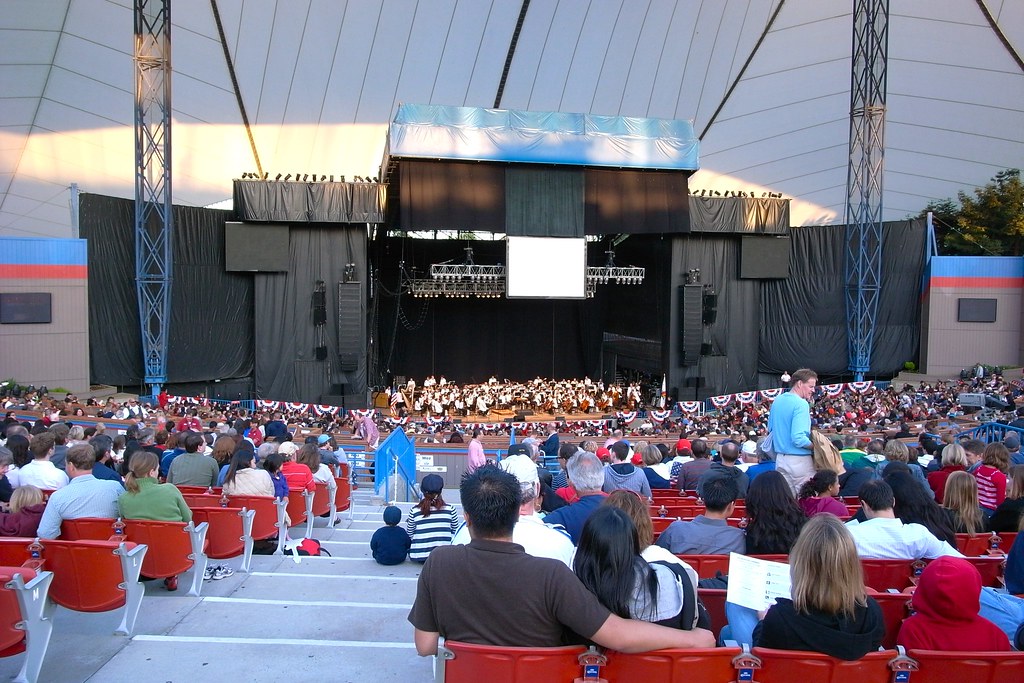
[585,266,645,286]
[428,263,506,282]
[407,278,505,299]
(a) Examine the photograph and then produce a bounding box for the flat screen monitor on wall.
[0,293,52,324]
[224,222,289,272]
[739,235,791,279]
[957,298,997,323]
[506,236,586,299]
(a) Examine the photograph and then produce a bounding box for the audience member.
[639,444,671,490]
[752,514,884,659]
[676,439,712,492]
[0,485,45,536]
[49,422,70,470]
[602,441,652,498]
[887,468,957,545]
[975,442,1010,517]
[767,368,816,495]
[407,474,459,563]
[745,470,807,554]
[544,452,609,544]
[36,443,124,539]
[942,471,987,534]
[846,480,962,559]
[656,476,745,555]
[897,556,1011,651]
[797,470,848,518]
[221,450,275,497]
[988,465,1024,533]
[89,434,124,485]
[928,442,968,504]
[407,465,715,654]
[19,432,69,490]
[371,505,410,566]
[697,441,748,498]
[166,432,219,487]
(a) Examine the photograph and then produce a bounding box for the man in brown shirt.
[408,465,715,654]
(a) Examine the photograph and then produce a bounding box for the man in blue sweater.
[767,368,817,495]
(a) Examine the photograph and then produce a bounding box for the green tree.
[918,168,1024,256]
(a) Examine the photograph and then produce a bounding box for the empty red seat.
[333,476,351,519]
[903,649,1024,683]
[962,556,1005,588]
[651,517,677,533]
[224,495,288,556]
[121,519,209,597]
[190,507,256,573]
[0,567,53,683]
[860,559,921,591]
[311,482,332,527]
[0,538,38,569]
[866,589,912,650]
[993,531,1017,553]
[749,647,909,683]
[181,492,226,509]
[603,647,741,682]
[285,490,314,538]
[175,485,221,495]
[38,539,147,636]
[675,555,732,579]
[957,533,995,557]
[437,641,585,682]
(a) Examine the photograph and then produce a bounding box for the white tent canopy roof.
[1,0,1021,237]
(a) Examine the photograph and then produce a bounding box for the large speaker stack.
[678,284,703,366]
[312,281,328,360]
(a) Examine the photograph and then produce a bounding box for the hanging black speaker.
[313,308,327,326]
[315,346,328,361]
[702,292,718,326]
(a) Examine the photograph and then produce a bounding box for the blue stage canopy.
[385,104,699,171]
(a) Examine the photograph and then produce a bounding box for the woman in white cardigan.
[222,450,275,497]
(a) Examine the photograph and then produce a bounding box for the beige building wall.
[923,286,1022,376]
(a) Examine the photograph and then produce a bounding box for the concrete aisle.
[0,490,455,682]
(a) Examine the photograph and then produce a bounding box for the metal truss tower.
[134,0,173,397]
[844,0,889,381]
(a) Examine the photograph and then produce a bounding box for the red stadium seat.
[0,539,36,570]
[285,490,314,538]
[904,649,1024,683]
[962,556,1005,588]
[334,476,352,519]
[181,493,226,509]
[602,647,742,682]
[121,520,209,597]
[311,482,332,526]
[0,567,53,683]
[651,517,677,533]
[59,517,125,542]
[436,641,586,682]
[992,531,1017,554]
[860,559,922,591]
[697,588,727,638]
[38,539,147,636]
[190,507,256,573]
[175,485,221,495]
[675,554,788,580]
[223,495,288,555]
[957,533,995,557]
[749,647,912,683]
[865,589,912,650]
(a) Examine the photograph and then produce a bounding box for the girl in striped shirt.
[406,474,460,563]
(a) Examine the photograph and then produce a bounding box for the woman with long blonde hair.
[942,471,986,535]
[753,514,884,659]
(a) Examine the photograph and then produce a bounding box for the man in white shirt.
[19,432,69,490]
[452,479,575,567]
[846,479,963,560]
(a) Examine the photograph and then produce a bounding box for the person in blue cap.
[371,505,411,565]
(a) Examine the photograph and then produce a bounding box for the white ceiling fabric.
[1,0,1021,237]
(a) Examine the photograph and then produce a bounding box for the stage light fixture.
[283,174,292,181]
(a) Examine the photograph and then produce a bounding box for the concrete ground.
[0,488,458,682]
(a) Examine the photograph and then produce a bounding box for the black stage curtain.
[398,161,505,232]
[505,167,584,237]
[688,197,789,234]
[79,194,254,387]
[254,225,367,403]
[670,235,761,396]
[759,219,925,377]
[233,180,384,223]
[585,169,690,235]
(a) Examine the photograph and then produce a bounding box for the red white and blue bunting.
[311,404,339,416]
[616,411,638,424]
[385,416,409,427]
[759,388,783,401]
[735,391,758,405]
[822,383,845,397]
[349,409,376,420]
[649,409,672,423]
[678,401,703,413]
[710,395,732,409]
[848,381,874,393]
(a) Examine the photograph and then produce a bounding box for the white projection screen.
[506,236,586,299]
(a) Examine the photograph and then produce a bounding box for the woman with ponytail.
[798,470,849,518]
[117,451,191,523]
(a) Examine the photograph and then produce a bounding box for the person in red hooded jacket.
[897,556,1011,651]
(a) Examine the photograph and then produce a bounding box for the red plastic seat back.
[994,532,1017,553]
[962,556,1005,588]
[59,517,123,542]
[957,533,993,557]
[676,554,731,579]
[750,647,899,683]
[182,493,224,509]
[0,539,34,567]
[285,491,308,526]
[602,647,739,683]
[39,539,133,612]
[697,588,727,638]
[860,559,915,590]
[651,517,676,533]
[121,520,193,579]
[905,649,1024,683]
[0,567,36,655]
[334,476,351,513]
[311,483,331,517]
[866,590,912,650]
[225,495,278,540]
[190,507,244,559]
[441,641,584,682]
[175,485,217,495]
